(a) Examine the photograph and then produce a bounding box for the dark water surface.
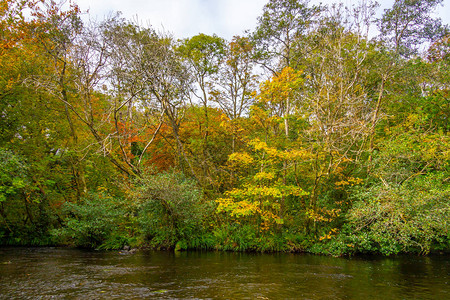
[0,247,448,299]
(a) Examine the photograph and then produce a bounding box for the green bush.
[342,174,450,255]
[0,148,59,246]
[134,171,212,249]
[54,191,135,249]
[0,148,29,204]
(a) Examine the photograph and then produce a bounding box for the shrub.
[54,191,135,249]
[343,174,450,255]
[134,171,212,249]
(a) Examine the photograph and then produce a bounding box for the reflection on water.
[0,247,448,299]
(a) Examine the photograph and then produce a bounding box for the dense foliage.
[0,0,449,255]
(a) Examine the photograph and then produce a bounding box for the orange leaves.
[319,228,339,241]
[115,120,144,144]
[227,36,253,68]
[140,123,175,171]
[229,36,252,55]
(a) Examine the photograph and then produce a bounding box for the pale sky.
[75,0,450,40]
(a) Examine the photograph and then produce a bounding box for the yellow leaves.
[307,209,330,222]
[306,208,341,223]
[228,152,254,166]
[220,132,310,232]
[253,171,275,182]
[216,197,258,217]
[274,218,284,225]
[282,149,311,161]
[97,186,108,193]
[247,138,308,161]
[217,195,284,231]
[319,228,338,241]
[281,185,309,197]
[226,186,281,199]
[229,138,280,165]
[335,177,364,187]
[406,113,421,127]
[256,67,304,105]
[340,156,354,163]
[218,113,231,129]
[216,195,282,226]
[5,77,16,90]
[246,138,311,164]
[249,186,282,198]
[319,234,331,241]
[247,137,267,151]
[218,109,314,233]
[217,113,246,136]
[215,180,308,234]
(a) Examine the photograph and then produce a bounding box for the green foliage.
[211,223,313,252]
[178,33,225,75]
[252,0,321,69]
[213,224,259,251]
[0,149,28,203]
[345,174,450,255]
[379,0,449,57]
[55,191,135,249]
[0,148,59,246]
[134,171,213,249]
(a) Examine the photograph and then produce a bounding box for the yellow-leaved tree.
[217,138,309,233]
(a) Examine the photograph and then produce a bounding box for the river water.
[0,247,448,299]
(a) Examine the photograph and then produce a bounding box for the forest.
[0,0,449,256]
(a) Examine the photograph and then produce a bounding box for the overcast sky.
[75,0,450,40]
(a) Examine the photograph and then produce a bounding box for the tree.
[212,36,257,154]
[0,0,85,243]
[252,0,321,72]
[252,0,321,139]
[379,0,449,57]
[217,138,308,237]
[214,37,256,120]
[345,113,450,255]
[178,34,226,185]
[103,20,194,177]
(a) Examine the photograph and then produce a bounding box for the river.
[0,247,448,299]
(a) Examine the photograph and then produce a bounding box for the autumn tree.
[0,0,85,242]
[102,19,195,178]
[252,0,321,139]
[177,34,226,186]
[212,36,257,156]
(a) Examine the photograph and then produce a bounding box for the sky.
[75,0,450,40]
